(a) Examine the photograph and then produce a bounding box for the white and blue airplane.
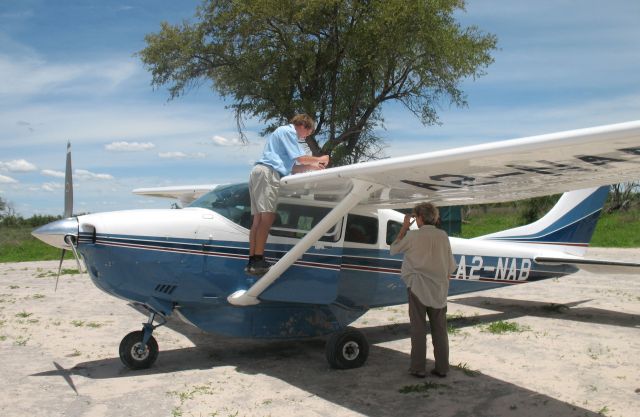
[32,120,640,370]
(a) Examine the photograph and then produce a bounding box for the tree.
[139,0,497,165]
[608,182,639,212]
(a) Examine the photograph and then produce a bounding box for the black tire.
[325,327,369,369]
[119,330,159,370]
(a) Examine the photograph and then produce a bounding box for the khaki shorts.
[249,164,280,214]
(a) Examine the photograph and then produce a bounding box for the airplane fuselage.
[66,203,575,339]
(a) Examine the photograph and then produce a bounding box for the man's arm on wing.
[292,155,330,173]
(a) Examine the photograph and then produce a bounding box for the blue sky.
[1,0,639,217]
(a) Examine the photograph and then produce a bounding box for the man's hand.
[392,214,415,242]
[292,154,331,174]
[403,214,415,229]
[318,155,330,168]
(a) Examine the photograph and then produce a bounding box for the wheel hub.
[342,341,360,360]
[131,342,150,361]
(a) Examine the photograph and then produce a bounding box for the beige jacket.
[390,225,457,308]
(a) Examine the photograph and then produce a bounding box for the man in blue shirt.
[247,114,330,275]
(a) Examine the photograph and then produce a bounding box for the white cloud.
[105,141,156,152]
[158,152,206,159]
[0,159,37,172]
[0,174,18,183]
[210,135,243,146]
[41,169,65,178]
[0,51,139,98]
[41,182,63,192]
[75,169,114,180]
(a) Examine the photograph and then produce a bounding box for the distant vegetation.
[454,191,640,247]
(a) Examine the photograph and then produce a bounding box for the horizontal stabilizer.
[133,184,219,206]
[535,256,640,274]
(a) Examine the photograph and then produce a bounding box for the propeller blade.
[64,141,73,218]
[55,249,66,292]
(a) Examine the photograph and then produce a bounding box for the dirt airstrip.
[0,248,638,417]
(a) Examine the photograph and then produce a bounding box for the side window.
[386,220,403,245]
[345,214,378,244]
[270,204,339,242]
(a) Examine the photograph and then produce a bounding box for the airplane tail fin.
[477,186,610,256]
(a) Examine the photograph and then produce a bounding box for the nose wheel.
[119,311,165,370]
[119,330,159,369]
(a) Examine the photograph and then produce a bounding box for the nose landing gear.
[119,311,166,370]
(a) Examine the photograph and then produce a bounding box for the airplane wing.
[229,120,640,306]
[133,184,219,206]
[280,120,640,208]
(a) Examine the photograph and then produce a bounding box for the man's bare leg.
[248,212,276,274]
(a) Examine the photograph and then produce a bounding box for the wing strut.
[227,178,383,306]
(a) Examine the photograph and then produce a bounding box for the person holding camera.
[390,202,457,378]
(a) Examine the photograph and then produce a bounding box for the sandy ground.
[0,248,638,417]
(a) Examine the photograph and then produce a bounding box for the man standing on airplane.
[391,203,457,378]
[247,114,330,275]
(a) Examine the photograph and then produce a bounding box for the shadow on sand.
[30,295,630,417]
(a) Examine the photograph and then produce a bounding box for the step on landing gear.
[119,311,166,370]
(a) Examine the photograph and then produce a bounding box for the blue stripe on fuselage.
[78,233,573,308]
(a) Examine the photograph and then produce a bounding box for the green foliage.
[516,194,560,224]
[1,213,63,228]
[484,320,529,334]
[139,0,497,165]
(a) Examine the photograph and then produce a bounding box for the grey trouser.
[408,289,449,374]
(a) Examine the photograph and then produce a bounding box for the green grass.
[456,212,521,238]
[590,210,640,247]
[457,209,640,247]
[0,226,73,263]
[399,380,448,394]
[484,320,529,334]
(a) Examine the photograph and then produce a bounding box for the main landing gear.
[118,313,370,370]
[119,311,166,370]
[325,327,369,369]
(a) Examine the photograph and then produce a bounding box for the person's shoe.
[244,257,254,273]
[408,370,426,378]
[430,369,447,378]
[248,258,271,276]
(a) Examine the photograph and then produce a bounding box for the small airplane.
[32,120,640,370]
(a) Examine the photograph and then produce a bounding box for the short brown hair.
[413,202,439,225]
[290,114,315,131]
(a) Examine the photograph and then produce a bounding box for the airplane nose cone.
[31,217,79,249]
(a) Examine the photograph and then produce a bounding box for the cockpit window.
[189,183,252,228]
[189,183,339,241]
[345,214,378,244]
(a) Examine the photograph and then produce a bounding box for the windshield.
[189,183,252,228]
[189,182,340,241]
